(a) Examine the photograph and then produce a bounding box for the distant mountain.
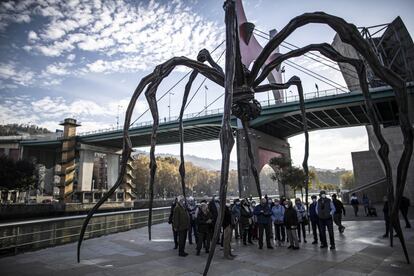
[309,166,350,186]
[132,150,237,171]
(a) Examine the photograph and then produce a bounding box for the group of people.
[168,190,347,258]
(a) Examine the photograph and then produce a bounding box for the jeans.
[242,225,253,244]
[274,223,285,242]
[319,217,335,246]
[258,223,272,248]
[311,219,320,242]
[352,204,359,216]
[297,221,306,241]
[188,218,198,244]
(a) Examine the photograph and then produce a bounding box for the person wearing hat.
[331,194,346,233]
[173,195,190,257]
[309,195,321,244]
[315,191,336,249]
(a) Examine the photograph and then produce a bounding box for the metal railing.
[0,206,170,256]
[77,86,354,136]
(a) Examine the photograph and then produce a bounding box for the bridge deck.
[1,220,413,275]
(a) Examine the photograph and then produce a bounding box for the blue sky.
[1,0,413,170]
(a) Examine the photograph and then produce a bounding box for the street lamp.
[116,105,123,129]
[168,92,175,121]
[204,85,208,115]
[281,66,286,102]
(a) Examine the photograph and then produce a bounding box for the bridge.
[1,83,409,201]
[18,83,413,150]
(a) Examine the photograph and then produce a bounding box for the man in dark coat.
[253,198,273,249]
[332,194,346,233]
[196,202,212,255]
[284,200,299,249]
[309,195,320,244]
[208,195,221,244]
[316,190,336,250]
[173,195,190,257]
[168,197,178,249]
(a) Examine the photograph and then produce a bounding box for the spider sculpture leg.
[256,42,410,263]
[255,76,309,208]
[240,119,262,198]
[178,49,224,200]
[77,57,224,262]
[203,1,237,275]
[249,12,413,256]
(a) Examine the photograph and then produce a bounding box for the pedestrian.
[284,200,299,250]
[208,195,221,244]
[309,195,321,244]
[362,194,370,216]
[332,194,346,233]
[250,200,258,240]
[294,198,307,243]
[196,202,212,255]
[253,197,273,249]
[187,196,198,244]
[350,193,359,217]
[173,195,190,257]
[231,199,241,239]
[382,195,390,238]
[316,190,336,249]
[240,198,254,245]
[400,196,411,228]
[168,197,179,249]
[223,199,237,260]
[271,198,285,246]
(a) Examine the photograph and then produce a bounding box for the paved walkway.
[1,219,414,276]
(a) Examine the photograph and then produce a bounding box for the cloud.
[0,94,147,132]
[0,62,35,86]
[1,0,224,88]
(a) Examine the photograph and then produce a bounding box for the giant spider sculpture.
[78,1,413,275]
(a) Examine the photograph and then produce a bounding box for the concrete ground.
[1,219,414,276]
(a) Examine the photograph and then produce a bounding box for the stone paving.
[1,219,414,276]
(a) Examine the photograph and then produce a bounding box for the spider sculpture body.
[78,1,413,275]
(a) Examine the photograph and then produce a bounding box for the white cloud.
[0,62,35,86]
[3,0,224,74]
[27,30,38,41]
[1,94,148,132]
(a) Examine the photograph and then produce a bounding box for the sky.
[1,0,413,170]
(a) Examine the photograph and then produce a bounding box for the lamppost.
[281,66,286,102]
[168,92,174,121]
[204,85,208,115]
[116,105,122,129]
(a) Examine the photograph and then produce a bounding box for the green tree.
[280,166,306,198]
[269,156,292,196]
[0,156,36,191]
[340,171,354,190]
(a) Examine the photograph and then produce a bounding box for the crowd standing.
[168,190,351,258]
